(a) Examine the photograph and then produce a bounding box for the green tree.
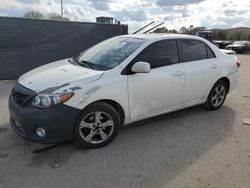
[179,25,206,35]
[23,10,45,19]
[169,29,177,33]
[234,31,242,40]
[153,27,178,34]
[215,30,227,40]
[153,27,168,33]
[179,26,187,34]
[48,13,70,21]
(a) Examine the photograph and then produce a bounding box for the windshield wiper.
[68,57,77,65]
[68,57,97,70]
[78,60,97,70]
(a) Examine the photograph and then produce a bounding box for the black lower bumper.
[9,93,81,144]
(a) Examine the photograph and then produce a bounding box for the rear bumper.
[228,71,239,93]
[9,94,81,144]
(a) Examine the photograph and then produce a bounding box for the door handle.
[211,64,218,69]
[173,71,184,76]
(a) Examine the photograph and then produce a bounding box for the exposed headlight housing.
[30,92,74,108]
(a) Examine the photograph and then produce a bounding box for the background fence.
[0,17,128,80]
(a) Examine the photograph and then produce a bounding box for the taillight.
[236,59,241,68]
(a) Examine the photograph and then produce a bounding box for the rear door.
[180,39,221,105]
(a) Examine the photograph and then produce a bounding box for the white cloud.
[0,0,250,32]
[156,0,205,6]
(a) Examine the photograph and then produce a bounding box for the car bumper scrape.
[9,83,81,144]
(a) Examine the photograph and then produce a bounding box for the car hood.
[19,58,104,93]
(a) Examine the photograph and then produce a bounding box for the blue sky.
[0,0,250,32]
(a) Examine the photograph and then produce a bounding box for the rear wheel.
[204,80,228,110]
[74,102,120,148]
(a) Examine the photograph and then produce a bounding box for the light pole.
[61,0,63,18]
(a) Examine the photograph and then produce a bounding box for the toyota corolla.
[9,34,240,148]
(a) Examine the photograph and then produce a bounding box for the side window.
[133,40,179,68]
[181,40,208,62]
[207,46,216,59]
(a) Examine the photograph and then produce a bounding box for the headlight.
[30,92,74,108]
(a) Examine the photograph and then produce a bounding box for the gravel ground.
[0,54,249,188]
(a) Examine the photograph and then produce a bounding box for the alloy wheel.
[211,84,226,107]
[79,111,114,144]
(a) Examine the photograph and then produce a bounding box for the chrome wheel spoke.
[100,120,114,128]
[215,99,220,106]
[95,111,101,122]
[79,111,115,144]
[212,96,217,102]
[214,87,219,95]
[99,129,108,140]
[80,121,94,129]
[212,98,217,106]
[220,88,225,96]
[212,84,226,107]
[85,130,96,142]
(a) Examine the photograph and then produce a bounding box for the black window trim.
[206,45,216,59]
[180,39,216,63]
[121,38,181,75]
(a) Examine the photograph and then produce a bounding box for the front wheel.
[204,80,228,110]
[74,102,120,149]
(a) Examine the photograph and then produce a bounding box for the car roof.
[121,33,203,41]
[120,33,224,57]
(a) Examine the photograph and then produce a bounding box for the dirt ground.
[0,54,249,188]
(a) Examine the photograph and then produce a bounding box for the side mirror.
[131,61,150,73]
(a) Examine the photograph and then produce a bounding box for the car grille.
[11,83,36,106]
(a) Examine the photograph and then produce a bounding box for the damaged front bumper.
[8,83,80,144]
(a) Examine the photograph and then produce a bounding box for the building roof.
[96,16,114,19]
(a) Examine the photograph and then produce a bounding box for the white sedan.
[9,34,240,148]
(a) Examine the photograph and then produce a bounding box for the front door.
[127,40,185,120]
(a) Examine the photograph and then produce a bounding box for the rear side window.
[181,40,214,62]
[207,46,215,58]
[133,40,179,68]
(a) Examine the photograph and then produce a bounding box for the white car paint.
[18,34,239,125]
[19,59,104,93]
[128,62,185,119]
[181,57,221,106]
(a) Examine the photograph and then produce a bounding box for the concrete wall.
[0,17,128,80]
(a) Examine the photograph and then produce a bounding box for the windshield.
[78,37,146,70]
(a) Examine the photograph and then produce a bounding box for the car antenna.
[143,22,165,34]
[132,21,155,34]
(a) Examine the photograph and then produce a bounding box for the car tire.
[204,80,228,111]
[74,102,120,149]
